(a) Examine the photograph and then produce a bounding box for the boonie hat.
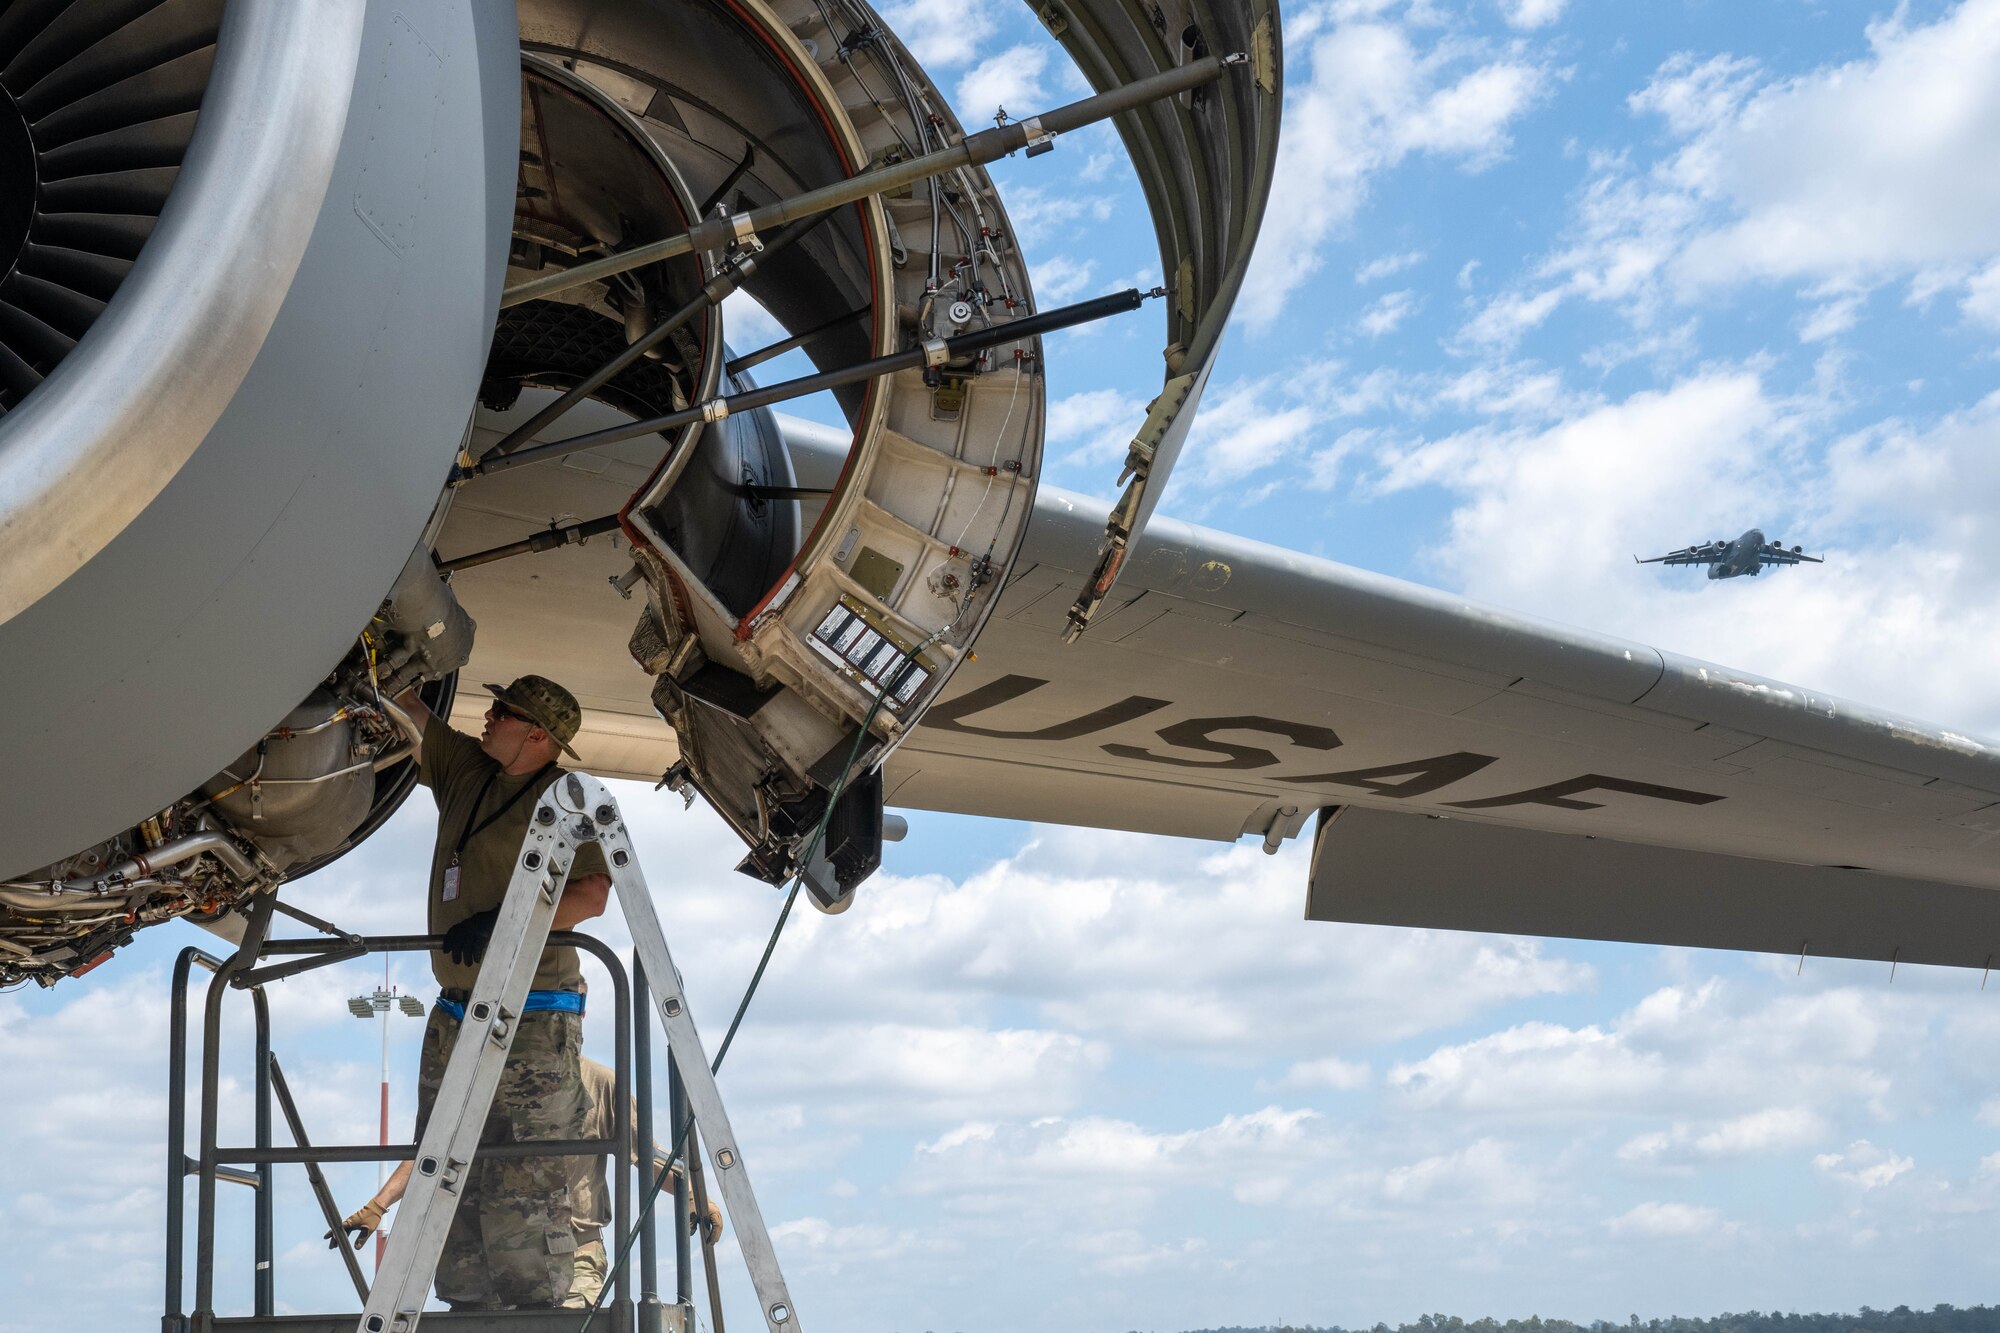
[484,674,583,760]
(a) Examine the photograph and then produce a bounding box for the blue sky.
[9,2,2000,1330]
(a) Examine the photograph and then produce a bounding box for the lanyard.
[451,762,555,864]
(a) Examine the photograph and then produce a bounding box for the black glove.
[326,1200,384,1249]
[441,909,498,967]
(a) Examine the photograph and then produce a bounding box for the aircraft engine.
[0,0,518,983]
[0,0,1279,979]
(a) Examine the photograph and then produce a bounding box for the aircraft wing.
[444,424,1999,970]
[1759,543,1825,565]
[1635,543,1722,566]
[884,486,2000,970]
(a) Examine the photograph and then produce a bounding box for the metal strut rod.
[435,513,623,574]
[725,305,869,378]
[482,210,832,463]
[500,54,1241,309]
[462,288,1149,481]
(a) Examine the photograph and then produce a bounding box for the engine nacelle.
[0,0,516,881]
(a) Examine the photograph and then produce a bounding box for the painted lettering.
[921,682,1725,810]
[1445,774,1724,811]
[926,674,1168,741]
[1103,716,1342,770]
[1279,751,1498,798]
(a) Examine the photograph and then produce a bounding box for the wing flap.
[1307,804,2000,969]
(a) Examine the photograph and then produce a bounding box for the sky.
[8,1,2000,1330]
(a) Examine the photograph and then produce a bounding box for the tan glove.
[326,1199,385,1250]
[693,1197,724,1243]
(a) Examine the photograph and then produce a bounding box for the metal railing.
[163,927,683,1333]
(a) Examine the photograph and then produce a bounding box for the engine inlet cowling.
[0,0,519,882]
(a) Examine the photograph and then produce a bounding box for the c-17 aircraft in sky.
[1636,528,1825,579]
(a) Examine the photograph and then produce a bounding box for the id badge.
[442,862,461,903]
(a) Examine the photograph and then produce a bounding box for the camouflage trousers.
[569,1234,607,1307]
[416,1005,586,1310]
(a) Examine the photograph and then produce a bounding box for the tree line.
[1174,1306,2000,1333]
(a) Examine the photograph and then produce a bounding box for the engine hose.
[0,832,257,905]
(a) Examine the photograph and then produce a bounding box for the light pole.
[348,957,424,1271]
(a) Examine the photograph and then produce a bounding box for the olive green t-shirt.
[419,712,607,992]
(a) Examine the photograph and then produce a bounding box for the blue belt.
[435,989,584,1022]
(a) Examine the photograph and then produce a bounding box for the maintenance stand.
[164,772,796,1333]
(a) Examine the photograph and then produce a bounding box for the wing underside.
[882,487,2000,967]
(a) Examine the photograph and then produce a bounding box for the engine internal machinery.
[461,0,1049,906]
[0,548,472,986]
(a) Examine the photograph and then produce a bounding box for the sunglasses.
[486,700,536,727]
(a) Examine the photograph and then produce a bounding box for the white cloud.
[1351,365,2000,732]
[1814,1140,1916,1189]
[879,0,997,70]
[1071,1230,1207,1275]
[766,1216,952,1274]
[1628,53,1762,139]
[1391,1020,1663,1115]
[1501,0,1567,31]
[1961,260,2000,329]
[1242,21,1546,326]
[911,1106,1331,1207]
[1617,1107,1829,1165]
[1181,379,1319,486]
[1263,1056,1372,1092]
[956,45,1049,123]
[1456,286,1564,349]
[1798,289,1865,342]
[1669,3,2000,289]
[1359,289,1422,336]
[1046,387,1145,467]
[1033,254,1097,303]
[722,290,785,351]
[998,182,1118,254]
[1358,249,1426,283]
[1380,1137,1536,1207]
[1491,2,2000,350]
[728,1023,1109,1123]
[1437,361,1583,420]
[1605,1200,1730,1238]
[1387,979,1917,1127]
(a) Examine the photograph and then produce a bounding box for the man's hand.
[441,909,499,967]
[325,1200,385,1250]
[389,687,430,754]
[694,1197,724,1244]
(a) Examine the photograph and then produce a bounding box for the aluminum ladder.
[359,772,797,1333]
